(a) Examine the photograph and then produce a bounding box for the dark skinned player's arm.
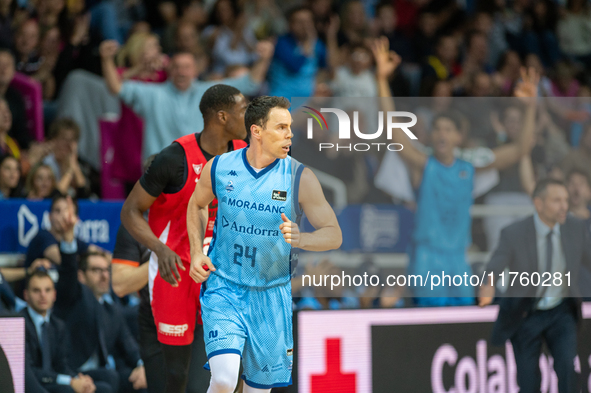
[121,182,184,286]
[296,168,342,251]
[121,183,160,255]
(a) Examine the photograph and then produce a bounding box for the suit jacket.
[486,215,591,345]
[21,309,75,385]
[53,249,141,370]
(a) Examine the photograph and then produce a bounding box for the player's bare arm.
[482,67,539,172]
[280,167,342,251]
[111,262,149,298]
[372,36,428,172]
[187,159,217,284]
[121,182,185,287]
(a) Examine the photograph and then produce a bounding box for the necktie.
[97,304,109,367]
[546,230,553,275]
[41,322,52,371]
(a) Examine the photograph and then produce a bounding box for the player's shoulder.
[154,142,185,165]
[215,146,244,166]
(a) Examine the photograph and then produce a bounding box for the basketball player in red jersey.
[120,84,248,393]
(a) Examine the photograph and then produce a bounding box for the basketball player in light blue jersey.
[185,96,342,393]
[372,37,540,306]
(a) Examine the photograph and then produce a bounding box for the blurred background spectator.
[0,153,18,198]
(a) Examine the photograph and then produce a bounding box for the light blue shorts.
[201,273,293,389]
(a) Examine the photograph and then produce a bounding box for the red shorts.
[150,258,202,346]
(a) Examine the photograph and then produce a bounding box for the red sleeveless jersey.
[148,134,247,264]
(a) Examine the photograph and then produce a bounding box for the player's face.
[431,117,461,158]
[80,255,111,297]
[535,184,569,225]
[261,107,292,159]
[25,276,56,314]
[225,94,248,140]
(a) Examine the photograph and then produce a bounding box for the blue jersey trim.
[293,164,305,218]
[211,155,220,198]
[207,217,218,258]
[241,147,280,179]
[207,348,242,360]
[241,376,293,389]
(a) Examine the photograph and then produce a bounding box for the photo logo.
[303,107,418,152]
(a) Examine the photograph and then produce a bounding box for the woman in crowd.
[25,162,59,200]
[116,31,168,83]
[0,97,18,159]
[0,154,19,199]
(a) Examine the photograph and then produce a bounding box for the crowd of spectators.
[1,0,591,388]
[0,0,588,199]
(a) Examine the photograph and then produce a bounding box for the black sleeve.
[112,225,142,263]
[54,248,82,319]
[139,143,187,197]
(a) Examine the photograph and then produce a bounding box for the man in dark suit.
[22,269,105,393]
[479,178,591,393]
[52,197,146,393]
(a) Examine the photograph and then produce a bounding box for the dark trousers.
[510,300,578,393]
[138,307,209,393]
[138,308,166,393]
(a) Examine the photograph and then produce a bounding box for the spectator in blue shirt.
[100,39,274,160]
[267,6,339,98]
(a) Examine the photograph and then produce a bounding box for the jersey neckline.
[241,147,280,179]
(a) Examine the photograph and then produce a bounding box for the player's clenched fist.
[279,213,300,247]
[190,253,216,283]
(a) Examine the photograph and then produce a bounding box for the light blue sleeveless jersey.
[208,148,303,288]
[413,156,474,251]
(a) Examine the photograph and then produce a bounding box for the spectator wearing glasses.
[53,198,147,393]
